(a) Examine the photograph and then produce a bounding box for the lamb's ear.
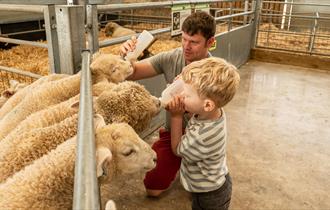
[70,100,79,111]
[1,90,14,98]
[70,97,97,111]
[92,52,102,61]
[96,147,112,177]
[9,79,19,88]
[94,114,106,130]
[105,200,117,210]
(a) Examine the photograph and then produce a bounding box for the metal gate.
[255,0,330,56]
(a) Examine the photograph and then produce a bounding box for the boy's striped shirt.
[177,109,228,192]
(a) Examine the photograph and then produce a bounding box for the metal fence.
[255,1,330,56]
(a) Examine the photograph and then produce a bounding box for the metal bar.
[262,1,330,7]
[0,36,47,48]
[0,4,44,12]
[97,0,247,12]
[0,65,42,79]
[243,0,249,24]
[255,46,330,57]
[1,29,46,36]
[99,27,170,48]
[308,12,319,54]
[0,0,67,5]
[215,11,254,21]
[73,50,100,210]
[260,13,330,21]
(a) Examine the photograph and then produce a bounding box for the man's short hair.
[181,11,216,40]
[181,57,240,108]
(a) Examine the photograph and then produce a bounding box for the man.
[120,11,216,197]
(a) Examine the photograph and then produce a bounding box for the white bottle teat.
[159,79,184,107]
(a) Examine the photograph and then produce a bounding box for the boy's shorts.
[143,129,182,190]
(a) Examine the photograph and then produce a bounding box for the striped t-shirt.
[177,109,228,193]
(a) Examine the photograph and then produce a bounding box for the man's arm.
[120,37,158,81]
[126,61,158,81]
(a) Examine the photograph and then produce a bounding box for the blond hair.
[181,57,240,108]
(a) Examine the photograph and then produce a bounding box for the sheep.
[0,114,79,183]
[0,81,160,181]
[0,80,27,109]
[104,22,136,38]
[0,115,157,209]
[0,74,68,119]
[2,81,115,143]
[95,81,161,133]
[0,54,133,140]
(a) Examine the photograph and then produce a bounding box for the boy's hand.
[167,95,185,117]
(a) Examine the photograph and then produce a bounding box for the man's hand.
[119,36,137,58]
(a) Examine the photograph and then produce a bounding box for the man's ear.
[203,99,216,112]
[206,36,215,49]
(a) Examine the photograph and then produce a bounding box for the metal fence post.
[308,12,319,55]
[251,0,262,49]
[86,4,99,54]
[44,5,61,74]
[55,5,85,74]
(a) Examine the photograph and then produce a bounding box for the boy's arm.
[167,95,185,156]
[170,115,183,156]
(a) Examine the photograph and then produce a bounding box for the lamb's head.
[104,22,120,37]
[1,80,27,98]
[96,122,157,183]
[90,53,133,83]
[95,81,161,133]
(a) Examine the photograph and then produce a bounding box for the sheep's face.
[104,22,119,37]
[90,53,133,83]
[96,123,156,183]
[96,81,161,133]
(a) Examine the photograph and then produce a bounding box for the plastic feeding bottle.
[125,30,154,62]
[159,79,184,107]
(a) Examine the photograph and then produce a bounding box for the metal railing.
[255,0,330,56]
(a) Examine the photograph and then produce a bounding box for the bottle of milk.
[159,79,184,107]
[125,30,154,62]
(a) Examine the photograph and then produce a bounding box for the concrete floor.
[103,60,330,210]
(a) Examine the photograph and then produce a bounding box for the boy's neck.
[196,108,222,121]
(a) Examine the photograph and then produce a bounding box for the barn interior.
[0,0,329,210]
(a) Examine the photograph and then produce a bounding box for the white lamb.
[0,54,133,140]
[0,74,67,119]
[0,80,27,109]
[0,81,160,182]
[104,22,136,38]
[0,115,156,209]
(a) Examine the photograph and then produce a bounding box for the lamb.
[0,81,160,181]
[0,74,67,119]
[95,81,161,133]
[0,80,27,109]
[104,22,136,38]
[0,54,133,140]
[0,115,156,209]
[0,114,79,182]
[2,81,114,143]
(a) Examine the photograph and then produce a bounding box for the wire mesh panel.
[256,1,330,56]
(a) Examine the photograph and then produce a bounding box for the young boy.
[167,57,240,210]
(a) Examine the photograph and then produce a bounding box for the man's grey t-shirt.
[148,47,185,84]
